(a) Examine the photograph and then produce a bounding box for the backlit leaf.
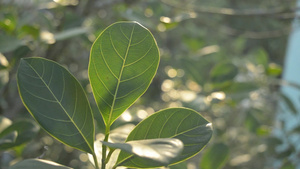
[89,21,159,126]
[10,159,72,169]
[17,58,94,154]
[116,108,213,168]
[102,138,183,167]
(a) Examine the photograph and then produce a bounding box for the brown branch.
[161,0,298,17]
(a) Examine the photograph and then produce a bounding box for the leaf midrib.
[107,24,135,126]
[23,60,93,153]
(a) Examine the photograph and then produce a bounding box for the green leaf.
[116,108,213,168]
[89,21,159,126]
[103,138,183,167]
[210,62,238,84]
[169,161,187,169]
[54,27,88,41]
[200,143,230,169]
[0,34,24,53]
[0,120,39,150]
[253,48,268,68]
[267,63,282,76]
[17,57,94,154]
[10,159,72,169]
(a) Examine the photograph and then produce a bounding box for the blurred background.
[0,0,299,169]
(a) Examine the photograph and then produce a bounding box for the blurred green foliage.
[0,0,298,169]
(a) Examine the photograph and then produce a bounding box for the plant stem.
[92,153,100,169]
[105,149,115,164]
[101,126,110,169]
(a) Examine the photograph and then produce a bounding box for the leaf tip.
[206,123,213,130]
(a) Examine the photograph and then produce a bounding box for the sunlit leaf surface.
[102,138,183,167]
[10,159,72,169]
[89,21,159,126]
[17,58,94,153]
[116,108,213,168]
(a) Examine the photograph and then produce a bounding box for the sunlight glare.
[161,79,174,92]
[167,68,177,78]
[157,23,166,32]
[79,153,88,162]
[144,8,153,17]
[211,91,226,100]
[160,16,172,23]
[121,111,132,122]
[137,109,148,119]
[180,90,196,102]
[230,154,251,166]
[40,31,55,44]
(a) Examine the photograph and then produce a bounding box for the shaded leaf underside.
[17,58,94,153]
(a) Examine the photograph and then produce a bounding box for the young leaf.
[102,138,183,167]
[17,58,94,154]
[88,21,159,126]
[116,108,213,168]
[10,159,72,169]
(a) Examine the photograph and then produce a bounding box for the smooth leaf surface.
[17,58,94,153]
[89,21,159,126]
[0,34,24,53]
[200,143,230,169]
[103,138,183,167]
[116,108,213,168]
[0,120,39,150]
[169,161,187,169]
[10,159,72,169]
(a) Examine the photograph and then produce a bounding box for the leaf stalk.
[101,126,110,169]
[92,153,100,169]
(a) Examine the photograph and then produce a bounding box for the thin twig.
[161,0,298,17]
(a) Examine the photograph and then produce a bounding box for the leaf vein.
[121,57,156,82]
[92,61,114,96]
[100,43,119,79]
[124,41,153,67]
[24,61,93,153]
[130,34,149,46]
[120,25,130,40]
[110,29,125,60]
[175,112,192,134]
[108,24,135,125]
